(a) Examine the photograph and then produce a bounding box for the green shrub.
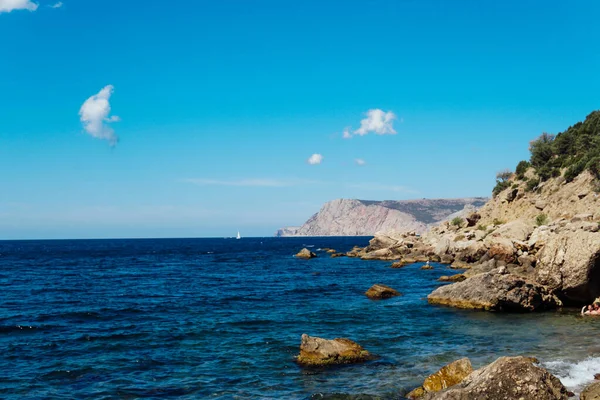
[492,218,505,226]
[525,178,539,192]
[564,159,586,182]
[476,224,487,231]
[451,217,464,227]
[515,160,531,180]
[492,180,511,197]
[586,156,600,180]
[535,213,549,226]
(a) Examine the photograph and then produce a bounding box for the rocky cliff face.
[276,198,487,237]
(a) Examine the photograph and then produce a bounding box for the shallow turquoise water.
[1,237,599,399]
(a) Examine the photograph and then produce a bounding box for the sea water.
[1,237,600,399]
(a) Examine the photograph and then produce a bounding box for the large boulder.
[427,269,561,312]
[535,230,600,304]
[424,356,570,399]
[407,358,473,399]
[295,334,371,367]
[365,284,402,300]
[466,213,481,227]
[489,219,534,242]
[581,381,600,400]
[295,248,317,259]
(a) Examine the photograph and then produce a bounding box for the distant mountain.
[275,197,488,237]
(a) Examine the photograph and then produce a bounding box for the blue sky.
[1,0,599,239]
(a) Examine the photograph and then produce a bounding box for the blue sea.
[2,237,600,399]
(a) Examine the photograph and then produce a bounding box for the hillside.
[276,198,487,237]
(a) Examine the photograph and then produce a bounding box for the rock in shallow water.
[581,381,600,399]
[424,356,569,400]
[407,358,473,399]
[364,284,402,300]
[295,334,372,367]
[296,248,317,259]
[427,268,561,312]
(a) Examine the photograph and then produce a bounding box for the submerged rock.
[424,356,569,399]
[296,248,317,259]
[407,358,473,399]
[295,334,371,367]
[427,269,561,312]
[365,284,402,300]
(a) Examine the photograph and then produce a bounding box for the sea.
[2,237,600,399]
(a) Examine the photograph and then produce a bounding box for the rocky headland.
[276,198,487,237]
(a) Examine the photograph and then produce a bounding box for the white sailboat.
[236,231,241,240]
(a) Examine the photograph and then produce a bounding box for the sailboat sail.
[236,231,241,239]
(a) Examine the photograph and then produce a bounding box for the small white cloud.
[0,0,38,13]
[342,127,352,139]
[79,85,120,146]
[49,1,62,8]
[354,109,397,136]
[355,158,366,166]
[307,154,323,165]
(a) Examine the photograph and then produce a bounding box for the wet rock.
[535,230,600,304]
[330,252,346,258]
[295,334,372,367]
[425,356,569,400]
[296,248,317,259]
[438,274,466,283]
[581,381,600,399]
[428,269,561,312]
[407,358,473,399]
[421,264,434,270]
[365,284,402,300]
[391,261,406,268]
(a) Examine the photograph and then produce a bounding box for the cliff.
[276,198,487,237]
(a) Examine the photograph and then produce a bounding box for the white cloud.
[355,158,366,166]
[354,109,397,136]
[307,154,323,165]
[342,127,352,139]
[79,85,120,146]
[0,0,38,13]
[49,1,62,8]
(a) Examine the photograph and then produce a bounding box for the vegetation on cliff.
[493,110,600,196]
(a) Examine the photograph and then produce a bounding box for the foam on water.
[544,356,600,393]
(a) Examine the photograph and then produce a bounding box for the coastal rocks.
[438,274,466,282]
[490,219,534,242]
[364,284,402,300]
[295,334,371,367]
[295,248,317,259]
[581,381,600,400]
[421,264,434,270]
[424,356,569,400]
[535,230,600,303]
[427,269,561,312]
[407,358,473,399]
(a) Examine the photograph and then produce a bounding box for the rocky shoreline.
[294,171,600,399]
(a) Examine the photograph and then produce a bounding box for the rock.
[427,269,561,312]
[466,213,481,227]
[535,230,600,304]
[486,238,517,264]
[434,237,453,257]
[295,334,372,367]
[440,254,455,264]
[360,248,402,261]
[421,264,434,270]
[408,358,473,399]
[438,274,466,283]
[581,382,600,400]
[330,252,346,258]
[505,188,519,202]
[391,261,406,268]
[579,191,590,199]
[490,219,534,242]
[295,248,317,259]
[424,356,569,400]
[572,213,594,222]
[535,200,548,210]
[454,241,487,263]
[365,284,402,300]
[518,254,536,269]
